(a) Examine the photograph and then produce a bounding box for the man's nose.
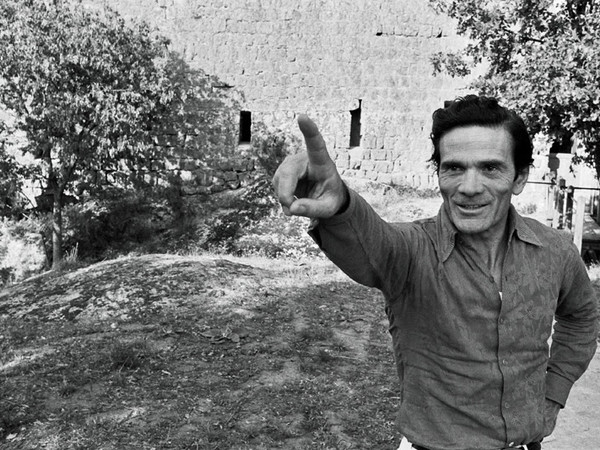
[458,169,484,195]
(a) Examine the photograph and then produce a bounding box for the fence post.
[573,196,586,254]
[565,185,574,230]
[546,182,555,227]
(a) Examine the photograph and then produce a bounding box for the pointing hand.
[272,115,347,218]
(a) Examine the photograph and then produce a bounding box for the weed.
[109,340,149,371]
[316,348,336,363]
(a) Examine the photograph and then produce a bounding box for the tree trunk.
[51,189,63,270]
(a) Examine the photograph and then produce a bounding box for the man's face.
[438,125,528,239]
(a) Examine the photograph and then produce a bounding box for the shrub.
[253,128,300,177]
[192,128,301,255]
[61,187,175,261]
[110,340,149,371]
[233,210,322,259]
[197,177,279,254]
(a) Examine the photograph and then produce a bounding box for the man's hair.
[429,95,534,174]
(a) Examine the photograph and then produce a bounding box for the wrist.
[335,183,350,215]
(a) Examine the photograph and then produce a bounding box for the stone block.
[349,159,362,170]
[348,147,364,160]
[377,173,392,184]
[361,160,376,171]
[344,169,362,178]
[362,134,377,149]
[375,161,393,173]
[335,158,350,170]
[390,173,407,186]
[372,149,387,161]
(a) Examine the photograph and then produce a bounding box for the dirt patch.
[0,254,401,449]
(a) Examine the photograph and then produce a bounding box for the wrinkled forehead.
[439,125,515,164]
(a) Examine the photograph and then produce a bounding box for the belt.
[413,443,541,450]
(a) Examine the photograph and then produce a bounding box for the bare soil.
[0,254,401,449]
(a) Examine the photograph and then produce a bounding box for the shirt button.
[502,359,508,365]
[499,318,505,324]
[504,402,510,408]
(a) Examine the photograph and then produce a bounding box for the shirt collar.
[436,204,544,262]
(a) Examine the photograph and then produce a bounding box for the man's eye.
[484,164,498,172]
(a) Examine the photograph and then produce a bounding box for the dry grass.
[0,254,402,449]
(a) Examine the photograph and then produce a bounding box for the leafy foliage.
[60,187,174,261]
[208,130,305,253]
[0,122,36,218]
[165,129,304,256]
[0,147,27,218]
[430,0,600,175]
[0,0,237,266]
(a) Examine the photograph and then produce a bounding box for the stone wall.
[91,0,472,189]
[165,153,259,195]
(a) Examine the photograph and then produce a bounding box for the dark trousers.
[413,443,541,450]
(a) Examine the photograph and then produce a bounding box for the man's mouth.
[456,203,487,211]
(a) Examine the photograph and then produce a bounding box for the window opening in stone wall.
[239,111,252,144]
[349,100,362,147]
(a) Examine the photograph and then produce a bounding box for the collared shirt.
[309,189,598,450]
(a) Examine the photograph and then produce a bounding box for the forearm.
[308,188,411,292]
[546,252,599,406]
[546,313,598,406]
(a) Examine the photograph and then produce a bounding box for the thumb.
[297,114,332,167]
[289,196,339,218]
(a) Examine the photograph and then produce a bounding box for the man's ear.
[512,167,529,196]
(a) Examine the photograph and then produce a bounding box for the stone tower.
[94,0,471,188]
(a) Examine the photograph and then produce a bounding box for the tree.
[0,0,236,268]
[429,0,600,177]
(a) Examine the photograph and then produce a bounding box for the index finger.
[297,114,331,166]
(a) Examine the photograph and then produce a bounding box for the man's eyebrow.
[439,159,463,167]
[440,158,508,167]
[477,158,509,167]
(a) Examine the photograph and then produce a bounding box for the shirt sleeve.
[308,188,415,295]
[546,243,599,407]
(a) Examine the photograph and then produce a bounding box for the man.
[272,95,598,450]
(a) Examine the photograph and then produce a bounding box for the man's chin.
[452,217,488,235]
